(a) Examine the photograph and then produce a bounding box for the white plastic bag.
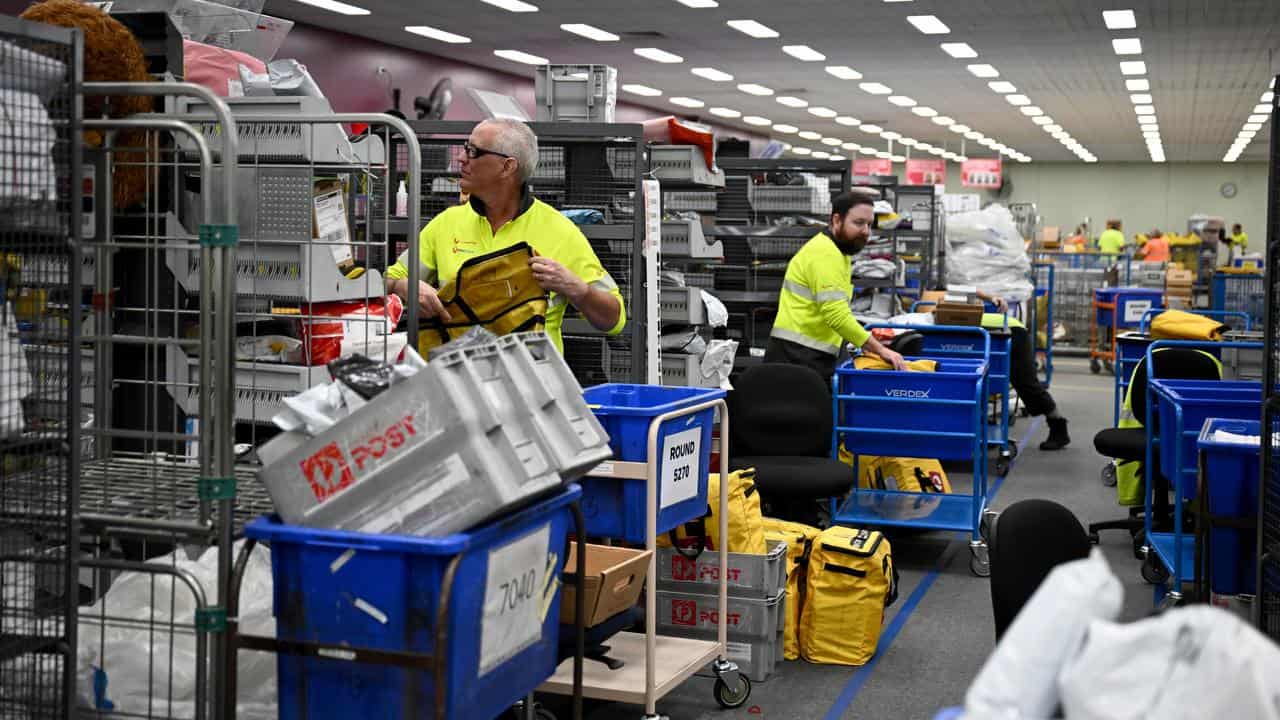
[964,548,1123,719]
[946,203,1033,302]
[266,59,325,99]
[77,541,277,719]
[0,304,33,437]
[700,339,738,390]
[700,290,729,328]
[1059,605,1280,720]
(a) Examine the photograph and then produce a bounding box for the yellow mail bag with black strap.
[800,526,898,666]
[762,517,822,661]
[657,468,767,556]
[1148,309,1227,342]
[417,242,548,355]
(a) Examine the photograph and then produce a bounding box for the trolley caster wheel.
[979,509,997,545]
[1156,592,1184,612]
[1088,532,1100,545]
[1100,463,1117,487]
[1132,529,1147,560]
[1103,359,1114,375]
[1008,441,1019,460]
[1141,553,1169,585]
[1090,358,1102,374]
[995,456,1011,477]
[969,543,990,578]
[713,675,752,709]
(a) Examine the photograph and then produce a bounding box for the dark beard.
[834,235,867,255]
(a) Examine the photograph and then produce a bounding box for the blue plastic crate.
[580,384,725,542]
[836,357,986,461]
[1198,418,1261,595]
[1150,379,1261,501]
[1095,287,1163,329]
[244,484,581,720]
[918,329,1010,395]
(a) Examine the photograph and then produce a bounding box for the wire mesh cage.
[0,15,81,719]
[1260,75,1280,643]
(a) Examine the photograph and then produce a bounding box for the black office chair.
[989,499,1092,640]
[1089,348,1221,555]
[727,363,855,525]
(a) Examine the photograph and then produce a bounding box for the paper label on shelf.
[314,186,354,266]
[1124,300,1153,323]
[592,461,615,476]
[479,523,551,676]
[726,641,752,663]
[660,427,702,510]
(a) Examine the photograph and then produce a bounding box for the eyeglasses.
[463,141,513,161]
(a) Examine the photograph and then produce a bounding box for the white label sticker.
[1124,299,1153,323]
[660,427,702,510]
[592,461,615,477]
[726,640,752,663]
[479,523,551,676]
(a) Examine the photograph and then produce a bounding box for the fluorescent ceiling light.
[1044,125,1062,132]
[1020,106,1043,116]
[859,147,877,155]
[494,49,548,65]
[1112,38,1142,55]
[822,137,843,146]
[1262,92,1274,103]
[780,142,793,150]
[783,45,826,61]
[726,19,778,38]
[932,116,955,126]
[812,151,831,159]
[979,138,997,147]
[907,15,950,34]
[809,107,838,118]
[940,42,977,58]
[1129,93,1153,104]
[825,65,863,80]
[881,130,901,140]
[964,131,982,140]
[559,23,618,41]
[891,155,907,163]
[1248,114,1269,123]
[900,138,918,147]
[1052,131,1069,139]
[1005,94,1030,106]
[1126,78,1151,91]
[798,130,822,140]
[772,123,799,133]
[792,147,812,155]
[835,116,861,126]
[1138,115,1158,125]
[950,124,970,133]
[692,67,734,82]
[916,142,933,151]
[859,82,893,95]
[842,142,861,150]
[1032,116,1053,125]
[635,47,683,63]
[294,0,370,14]
[743,116,772,126]
[912,106,938,117]
[1244,122,1263,131]
[1239,130,1258,139]
[738,83,774,96]
[709,107,741,118]
[1120,60,1147,75]
[829,155,846,161]
[875,151,892,159]
[1254,104,1272,114]
[988,81,1017,94]
[860,124,883,134]
[1103,9,1137,30]
[405,25,470,43]
[480,0,537,11]
[1134,105,1155,115]
[888,95,917,107]
[957,155,968,162]
[669,96,704,108]
[776,96,808,108]
[929,147,946,156]
[675,0,718,6]
[1142,131,1161,139]
[967,65,1000,79]
[621,83,662,97]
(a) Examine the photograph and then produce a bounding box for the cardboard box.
[1167,268,1193,284]
[1037,226,1060,246]
[934,301,984,326]
[560,544,652,627]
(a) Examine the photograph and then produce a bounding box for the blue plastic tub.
[1095,287,1163,329]
[1197,418,1261,595]
[580,384,725,542]
[1150,379,1261,501]
[836,357,986,461]
[244,484,581,720]
[918,328,1010,394]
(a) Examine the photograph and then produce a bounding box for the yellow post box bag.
[799,526,897,666]
[417,242,548,356]
[762,517,822,661]
[657,468,767,557]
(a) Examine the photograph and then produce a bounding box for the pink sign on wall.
[853,158,893,176]
[906,158,946,186]
[961,158,1003,188]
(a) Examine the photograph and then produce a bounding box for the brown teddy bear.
[21,0,152,208]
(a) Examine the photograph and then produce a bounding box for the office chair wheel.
[1087,531,1100,545]
[1007,440,1019,460]
[1100,463,1117,487]
[1090,358,1102,374]
[1132,529,1147,559]
[509,702,556,720]
[995,456,1010,477]
[1141,553,1169,585]
[713,675,752,709]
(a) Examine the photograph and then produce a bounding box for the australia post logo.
[670,598,741,627]
[671,556,742,583]
[299,414,419,502]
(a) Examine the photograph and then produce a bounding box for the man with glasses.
[384,118,625,352]
[765,191,906,382]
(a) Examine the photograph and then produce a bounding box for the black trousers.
[763,337,844,387]
[1009,325,1056,417]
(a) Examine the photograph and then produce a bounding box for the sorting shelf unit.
[890,184,944,294]
[712,158,853,355]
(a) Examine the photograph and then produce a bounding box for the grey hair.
[482,118,539,183]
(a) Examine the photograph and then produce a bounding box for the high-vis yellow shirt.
[1097,229,1125,255]
[385,191,626,353]
[770,231,870,355]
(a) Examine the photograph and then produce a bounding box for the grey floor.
[546,357,1150,720]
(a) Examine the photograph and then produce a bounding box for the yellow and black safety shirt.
[770,231,870,356]
[385,187,626,353]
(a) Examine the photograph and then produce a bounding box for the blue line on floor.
[822,416,1042,719]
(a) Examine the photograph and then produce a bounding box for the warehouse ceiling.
[265,0,1279,164]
